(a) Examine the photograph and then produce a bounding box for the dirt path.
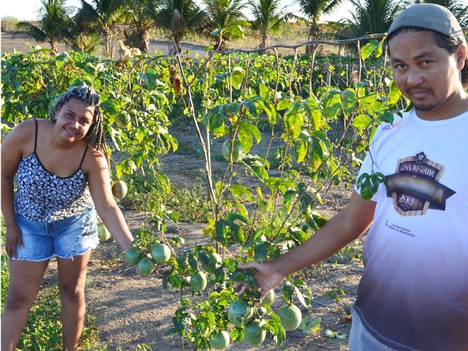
[1,32,208,57]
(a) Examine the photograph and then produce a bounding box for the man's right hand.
[238,261,285,298]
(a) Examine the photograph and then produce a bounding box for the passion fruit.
[137,256,155,277]
[227,299,253,327]
[125,247,143,266]
[190,271,208,292]
[210,330,230,350]
[222,140,244,163]
[260,289,275,306]
[97,223,111,242]
[111,180,128,200]
[115,112,131,128]
[151,243,171,263]
[279,304,302,331]
[244,320,266,346]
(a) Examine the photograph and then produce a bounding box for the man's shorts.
[13,209,99,261]
[349,306,398,351]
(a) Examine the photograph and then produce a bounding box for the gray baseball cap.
[387,3,466,45]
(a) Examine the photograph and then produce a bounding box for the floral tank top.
[14,119,94,222]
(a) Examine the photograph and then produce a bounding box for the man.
[240,4,468,350]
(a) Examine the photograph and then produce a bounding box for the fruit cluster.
[125,243,172,276]
[125,243,304,349]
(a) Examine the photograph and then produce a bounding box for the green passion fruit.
[125,247,143,266]
[97,223,111,242]
[190,271,208,292]
[137,257,155,277]
[260,289,275,306]
[151,243,171,263]
[210,330,230,350]
[279,304,302,331]
[115,112,131,128]
[227,299,254,327]
[222,140,244,163]
[244,320,266,346]
[199,251,222,274]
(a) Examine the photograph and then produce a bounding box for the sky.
[0,0,354,23]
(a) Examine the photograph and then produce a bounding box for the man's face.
[389,30,464,119]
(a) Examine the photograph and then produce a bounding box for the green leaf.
[254,243,268,262]
[352,114,372,130]
[277,98,293,111]
[231,67,245,89]
[322,90,341,120]
[229,184,252,201]
[237,127,253,152]
[242,99,258,117]
[289,228,309,244]
[214,220,228,244]
[208,106,225,134]
[387,80,402,106]
[226,212,248,225]
[282,282,294,305]
[239,122,261,144]
[294,140,308,164]
[259,83,270,100]
[224,102,241,116]
[356,172,386,200]
[360,40,380,61]
[284,102,304,139]
[300,316,321,334]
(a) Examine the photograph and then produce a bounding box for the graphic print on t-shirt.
[385,152,455,216]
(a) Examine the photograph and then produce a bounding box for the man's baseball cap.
[387,3,466,45]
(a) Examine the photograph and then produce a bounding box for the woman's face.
[55,98,95,143]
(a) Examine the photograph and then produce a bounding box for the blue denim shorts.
[14,209,99,261]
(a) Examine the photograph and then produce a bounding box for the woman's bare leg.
[57,251,91,351]
[1,260,49,351]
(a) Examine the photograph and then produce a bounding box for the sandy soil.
[3,33,361,350]
[1,32,208,57]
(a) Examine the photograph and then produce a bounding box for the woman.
[1,85,135,350]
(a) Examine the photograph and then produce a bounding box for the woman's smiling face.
[55,98,95,143]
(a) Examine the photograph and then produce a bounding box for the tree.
[347,0,403,37]
[75,0,124,57]
[202,0,248,50]
[154,0,206,53]
[15,0,71,53]
[297,0,343,53]
[120,0,159,53]
[248,0,285,49]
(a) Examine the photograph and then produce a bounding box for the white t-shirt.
[354,109,468,350]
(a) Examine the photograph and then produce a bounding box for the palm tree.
[120,0,159,53]
[298,0,343,53]
[15,0,71,53]
[75,0,124,57]
[347,0,403,37]
[248,0,285,49]
[154,0,206,52]
[202,0,248,50]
